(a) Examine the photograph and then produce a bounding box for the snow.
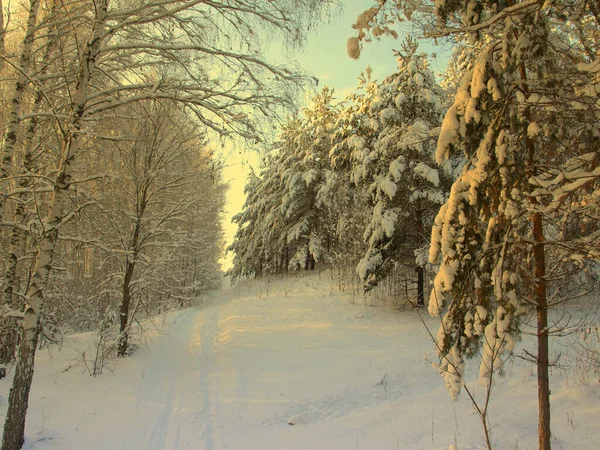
[380,210,397,237]
[379,107,399,124]
[378,176,397,199]
[1,273,599,450]
[413,162,440,186]
[413,73,424,87]
[527,122,541,138]
[346,37,360,59]
[394,92,407,107]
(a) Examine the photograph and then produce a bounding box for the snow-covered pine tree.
[229,164,284,279]
[422,4,600,450]
[230,89,342,278]
[328,70,382,283]
[277,88,340,271]
[352,1,600,448]
[337,40,453,304]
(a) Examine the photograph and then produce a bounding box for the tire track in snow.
[135,300,227,450]
[140,310,193,450]
[145,379,175,450]
[134,310,207,450]
[195,305,223,450]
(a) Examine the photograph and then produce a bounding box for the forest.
[228,2,600,449]
[0,0,599,449]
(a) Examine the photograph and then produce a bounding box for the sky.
[220,0,451,269]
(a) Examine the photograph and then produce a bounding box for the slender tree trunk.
[3,112,37,308]
[533,211,551,450]
[417,266,424,307]
[1,315,41,450]
[118,179,147,356]
[3,4,58,306]
[118,220,143,357]
[118,261,135,356]
[2,0,109,446]
[1,199,59,450]
[518,53,551,450]
[0,0,40,219]
[416,203,424,306]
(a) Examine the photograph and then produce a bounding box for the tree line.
[229,38,454,308]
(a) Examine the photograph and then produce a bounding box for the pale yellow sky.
[220,1,450,269]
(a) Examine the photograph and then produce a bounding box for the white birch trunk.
[1,0,109,447]
[3,0,59,307]
[0,0,40,220]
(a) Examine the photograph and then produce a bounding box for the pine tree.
[334,41,454,304]
[353,1,600,448]
[230,89,342,278]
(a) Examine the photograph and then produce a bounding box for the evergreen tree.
[230,89,343,278]
[332,40,455,303]
[354,1,600,448]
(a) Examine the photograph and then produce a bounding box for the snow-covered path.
[1,274,599,450]
[126,282,443,450]
[135,304,219,450]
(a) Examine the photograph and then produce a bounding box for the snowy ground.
[1,272,599,450]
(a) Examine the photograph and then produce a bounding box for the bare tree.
[1,0,333,448]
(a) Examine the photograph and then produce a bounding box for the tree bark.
[118,261,135,356]
[416,203,424,306]
[1,313,41,450]
[118,166,148,356]
[118,216,143,357]
[0,0,40,220]
[2,0,109,446]
[519,53,551,450]
[3,1,58,307]
[534,211,551,450]
[417,266,424,307]
[1,134,69,450]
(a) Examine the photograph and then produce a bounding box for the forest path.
[133,288,234,450]
[119,277,439,450]
[4,274,592,450]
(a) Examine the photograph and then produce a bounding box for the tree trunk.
[3,0,59,307]
[533,211,551,450]
[416,203,424,306]
[519,55,551,450]
[0,0,40,220]
[416,265,424,307]
[3,102,39,309]
[2,0,109,445]
[118,185,147,356]
[118,262,135,357]
[118,229,142,357]
[1,314,41,450]
[1,221,57,450]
